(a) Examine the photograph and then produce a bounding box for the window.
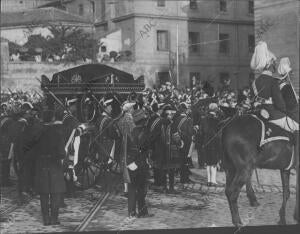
[157,30,169,51]
[248,0,254,15]
[219,33,229,54]
[248,34,255,53]
[78,4,84,16]
[189,32,200,54]
[190,0,197,9]
[157,0,165,7]
[220,0,227,12]
[220,72,230,84]
[157,72,170,84]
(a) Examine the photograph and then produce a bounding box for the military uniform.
[160,118,185,192]
[251,72,287,120]
[19,117,44,194]
[118,111,150,217]
[280,82,299,123]
[34,120,66,225]
[147,112,164,186]
[96,113,121,164]
[172,112,193,183]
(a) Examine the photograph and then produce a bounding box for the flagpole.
[176,24,179,87]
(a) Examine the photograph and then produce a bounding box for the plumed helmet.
[277,57,292,77]
[250,41,277,72]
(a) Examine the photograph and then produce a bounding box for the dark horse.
[222,114,297,226]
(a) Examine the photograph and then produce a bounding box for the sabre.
[287,73,299,104]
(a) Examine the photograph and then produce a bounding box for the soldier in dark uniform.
[96,96,121,168]
[172,103,193,184]
[146,102,164,187]
[35,110,66,225]
[118,102,153,219]
[20,103,44,196]
[160,105,185,193]
[250,42,298,140]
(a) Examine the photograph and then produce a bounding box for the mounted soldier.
[250,41,299,160]
[221,41,299,226]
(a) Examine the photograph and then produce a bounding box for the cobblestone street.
[1,152,298,233]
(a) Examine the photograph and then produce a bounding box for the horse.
[222,114,297,226]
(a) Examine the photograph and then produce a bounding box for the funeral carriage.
[41,64,144,189]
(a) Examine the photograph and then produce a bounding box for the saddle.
[252,114,294,146]
[251,114,295,170]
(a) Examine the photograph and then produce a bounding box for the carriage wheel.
[75,156,102,189]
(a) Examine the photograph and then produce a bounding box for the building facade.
[94,0,254,89]
[254,0,299,94]
[0,0,55,12]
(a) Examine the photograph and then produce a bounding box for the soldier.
[35,110,66,226]
[173,103,193,184]
[118,101,143,218]
[62,98,80,198]
[160,105,185,193]
[147,102,164,187]
[250,42,298,146]
[20,103,44,196]
[96,96,121,169]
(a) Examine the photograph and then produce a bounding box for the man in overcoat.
[35,110,66,225]
[118,102,152,219]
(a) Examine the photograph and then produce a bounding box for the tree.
[24,24,97,62]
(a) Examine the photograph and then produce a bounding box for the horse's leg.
[225,166,251,226]
[278,169,290,225]
[225,165,242,226]
[246,170,259,207]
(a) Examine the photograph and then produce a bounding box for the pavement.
[0,151,298,233]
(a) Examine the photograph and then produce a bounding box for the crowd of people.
[1,40,299,225]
